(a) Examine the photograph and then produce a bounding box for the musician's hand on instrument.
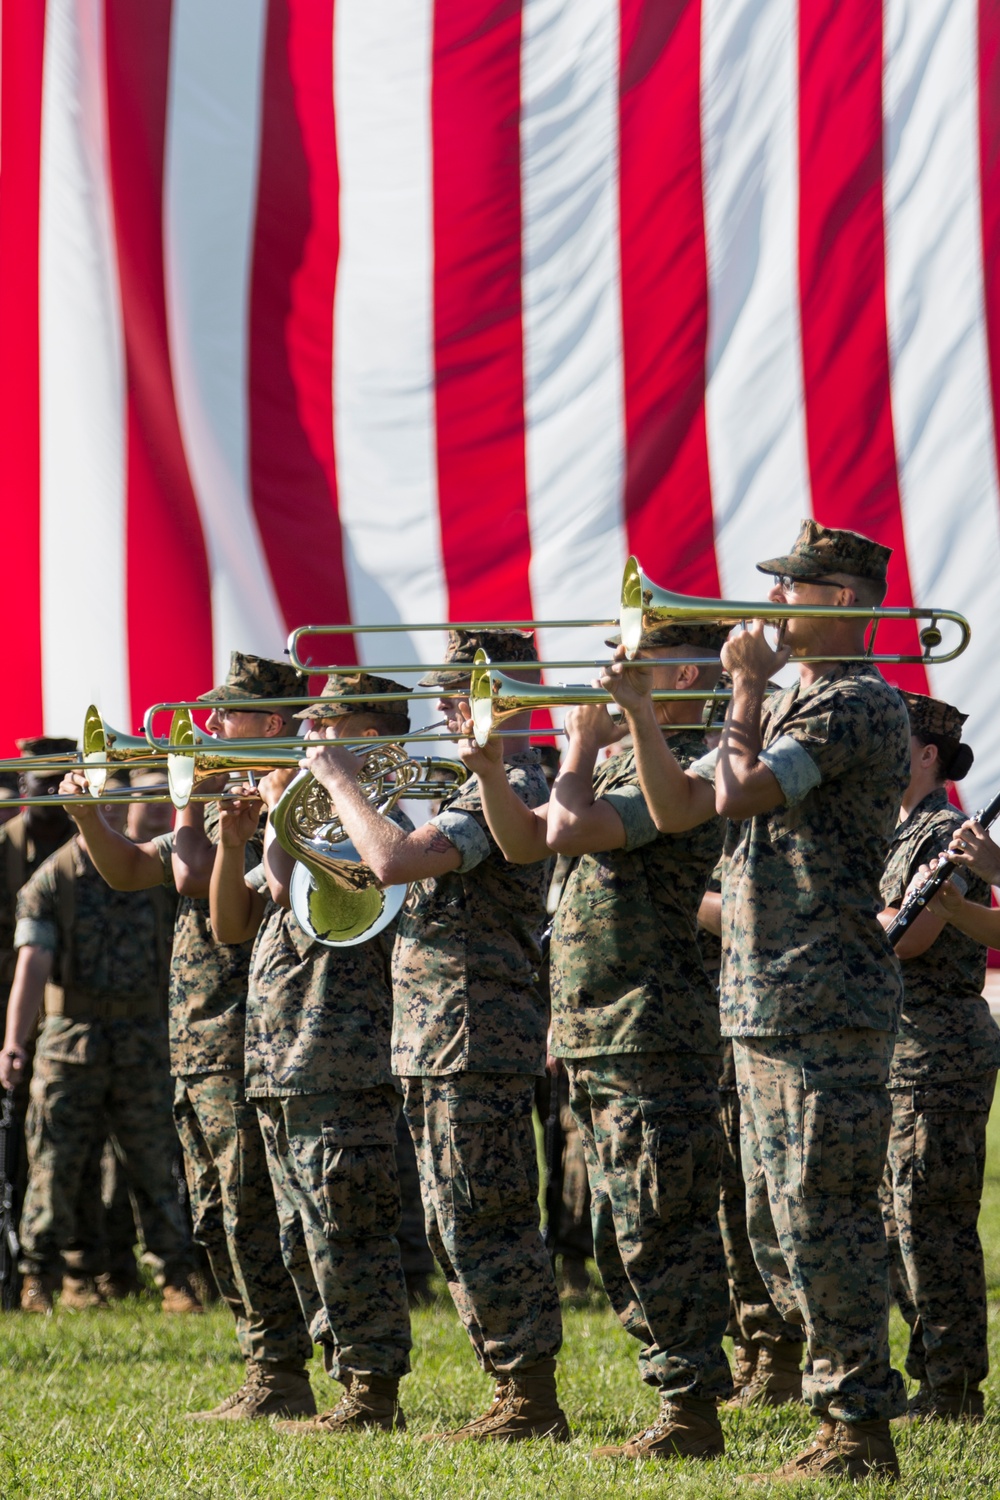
[948,821,1000,885]
[194,771,233,796]
[565,701,628,751]
[217,789,262,846]
[0,1043,27,1091]
[59,769,100,823]
[303,740,359,789]
[599,646,651,716]
[258,767,297,811]
[456,732,503,775]
[721,618,790,680]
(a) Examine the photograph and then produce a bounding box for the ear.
[674,660,701,692]
[361,726,379,739]
[921,741,940,773]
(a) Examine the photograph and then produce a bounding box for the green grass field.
[3,1108,1000,1499]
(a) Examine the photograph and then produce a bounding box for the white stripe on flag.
[701,0,811,595]
[333,0,447,715]
[884,0,1000,814]
[39,0,130,733]
[163,0,286,680]
[520,0,628,671]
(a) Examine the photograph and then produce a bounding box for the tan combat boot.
[725,1338,802,1408]
[59,1274,108,1311]
[161,1279,204,1316]
[20,1274,53,1314]
[423,1359,570,1444]
[592,1395,724,1460]
[896,1384,983,1425]
[746,1418,900,1484]
[730,1337,757,1397]
[185,1361,317,1421]
[276,1373,404,1434]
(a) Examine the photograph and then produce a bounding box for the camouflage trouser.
[255,1087,412,1383]
[734,1029,906,1422]
[402,1072,562,1374]
[69,1134,141,1279]
[535,1068,594,1260]
[719,1082,804,1349]
[567,1052,731,1399]
[395,1107,434,1278]
[19,1017,191,1283]
[880,1072,996,1393]
[173,1071,311,1368]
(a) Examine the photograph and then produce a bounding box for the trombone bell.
[83,704,163,796]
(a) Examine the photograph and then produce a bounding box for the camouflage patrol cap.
[293,672,411,725]
[756,518,891,586]
[418,629,539,688]
[604,621,730,653]
[15,736,78,758]
[900,691,967,743]
[197,651,307,705]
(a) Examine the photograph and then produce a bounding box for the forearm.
[210,842,261,944]
[937,898,1000,947]
[476,760,549,864]
[4,948,52,1049]
[698,891,722,937]
[75,815,162,891]
[715,674,782,818]
[263,822,294,908]
[173,803,216,895]
[627,699,710,832]
[877,904,945,958]
[312,770,412,884]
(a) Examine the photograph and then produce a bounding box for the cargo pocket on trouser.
[800,1087,890,1198]
[448,1117,534,1225]
[640,1112,720,1223]
[319,1132,400,1241]
[911,1096,986,1207]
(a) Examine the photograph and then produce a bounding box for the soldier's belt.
[43,984,163,1022]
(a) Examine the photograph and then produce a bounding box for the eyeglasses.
[211,706,274,720]
[772,574,843,593]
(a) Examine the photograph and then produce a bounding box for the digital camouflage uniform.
[694,659,910,1422]
[14,838,192,1284]
[879,785,1000,1397]
[699,856,803,1362]
[153,807,310,1370]
[550,731,730,1399]
[244,836,412,1389]
[393,751,560,1375]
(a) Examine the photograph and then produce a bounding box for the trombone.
[285,555,971,673]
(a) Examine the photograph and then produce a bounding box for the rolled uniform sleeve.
[151,831,176,889]
[246,865,269,894]
[601,784,659,852]
[14,917,57,951]
[14,866,59,951]
[689,746,719,783]
[758,735,822,806]
[427,808,491,874]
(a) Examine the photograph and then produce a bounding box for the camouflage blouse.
[391,751,549,1076]
[15,839,174,1005]
[696,663,909,1037]
[549,731,723,1059]
[880,787,1000,1083]
[153,803,264,1077]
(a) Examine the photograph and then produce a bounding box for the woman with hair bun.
[876,692,1000,1425]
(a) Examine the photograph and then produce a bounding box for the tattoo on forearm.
[426,831,454,855]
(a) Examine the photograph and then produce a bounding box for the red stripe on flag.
[104,0,215,726]
[980,0,1000,478]
[618,0,719,597]
[248,0,354,664]
[0,5,46,754]
[798,0,929,694]
[431,0,534,621]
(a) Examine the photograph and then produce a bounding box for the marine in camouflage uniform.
[878,691,1000,1422]
[7,834,195,1305]
[214,674,414,1434]
[307,631,566,1443]
[611,521,912,1482]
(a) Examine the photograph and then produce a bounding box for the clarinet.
[887,787,1000,947]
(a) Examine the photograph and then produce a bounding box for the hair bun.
[947,742,974,782]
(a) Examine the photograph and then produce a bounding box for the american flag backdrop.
[0,0,998,809]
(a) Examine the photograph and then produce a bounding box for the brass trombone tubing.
[287,620,613,672]
[9,790,242,808]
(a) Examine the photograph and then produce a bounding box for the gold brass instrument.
[619,558,971,662]
[468,651,729,747]
[270,746,469,947]
[165,709,307,809]
[82,705,165,794]
[285,555,970,674]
